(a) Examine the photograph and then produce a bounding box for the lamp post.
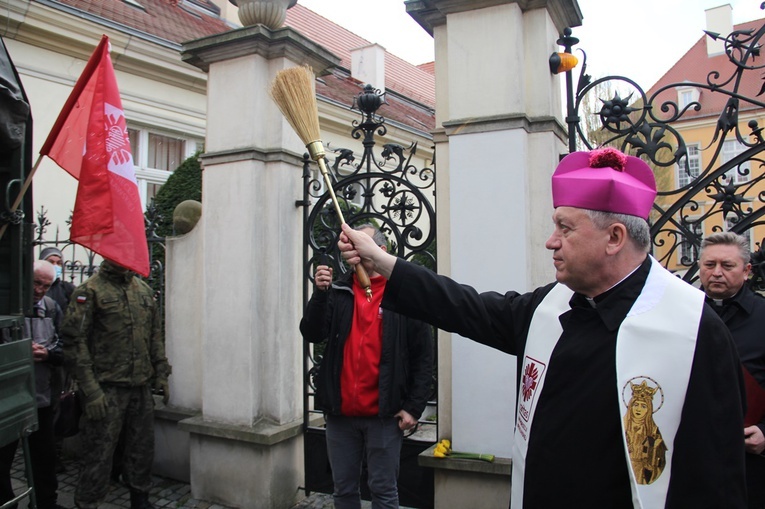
[549,27,580,154]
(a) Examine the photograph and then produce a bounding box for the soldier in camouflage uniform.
[61,259,171,509]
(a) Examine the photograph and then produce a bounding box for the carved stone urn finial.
[229,0,298,29]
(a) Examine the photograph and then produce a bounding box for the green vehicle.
[0,35,39,509]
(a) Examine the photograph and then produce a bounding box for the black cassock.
[383,256,747,509]
[707,286,765,508]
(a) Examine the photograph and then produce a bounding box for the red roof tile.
[284,4,435,108]
[646,19,765,121]
[37,0,435,132]
[417,62,435,75]
[317,71,435,132]
[41,0,232,44]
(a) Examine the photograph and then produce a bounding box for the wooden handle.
[354,264,373,301]
[315,155,373,301]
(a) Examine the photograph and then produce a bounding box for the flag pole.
[0,153,44,242]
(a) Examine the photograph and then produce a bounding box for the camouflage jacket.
[61,261,171,398]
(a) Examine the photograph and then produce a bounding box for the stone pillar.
[153,226,204,482]
[407,1,581,507]
[176,26,339,508]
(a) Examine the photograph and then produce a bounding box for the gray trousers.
[325,414,403,509]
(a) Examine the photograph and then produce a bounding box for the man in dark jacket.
[0,260,65,509]
[39,247,75,313]
[39,246,76,473]
[300,224,433,509]
[699,232,765,509]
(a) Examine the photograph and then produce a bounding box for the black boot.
[129,491,155,509]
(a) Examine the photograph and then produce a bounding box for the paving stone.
[8,447,379,509]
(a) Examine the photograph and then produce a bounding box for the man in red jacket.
[300,224,433,509]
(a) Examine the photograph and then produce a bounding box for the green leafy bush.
[153,152,203,237]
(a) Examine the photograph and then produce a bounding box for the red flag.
[40,35,149,277]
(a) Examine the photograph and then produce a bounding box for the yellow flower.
[433,438,494,462]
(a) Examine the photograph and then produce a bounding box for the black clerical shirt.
[706,286,765,391]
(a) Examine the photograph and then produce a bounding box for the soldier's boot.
[129,491,155,509]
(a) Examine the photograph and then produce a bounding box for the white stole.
[512,257,703,508]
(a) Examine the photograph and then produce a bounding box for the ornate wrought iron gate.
[300,85,437,507]
[556,17,765,287]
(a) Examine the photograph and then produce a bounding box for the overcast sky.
[297,0,765,91]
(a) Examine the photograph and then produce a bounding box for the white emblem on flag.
[104,102,136,185]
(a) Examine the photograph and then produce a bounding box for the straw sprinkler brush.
[270,65,373,301]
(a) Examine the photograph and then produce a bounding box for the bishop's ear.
[605,222,629,255]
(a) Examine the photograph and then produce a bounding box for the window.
[677,144,701,187]
[146,182,164,207]
[721,139,750,183]
[148,133,184,172]
[128,127,203,209]
[680,220,703,266]
[677,87,699,110]
[679,91,693,109]
[726,216,752,247]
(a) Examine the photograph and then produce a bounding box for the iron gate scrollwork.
[557,11,765,288]
[300,84,437,508]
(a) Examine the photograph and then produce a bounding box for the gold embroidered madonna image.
[622,378,667,485]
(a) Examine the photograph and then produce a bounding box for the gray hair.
[700,232,751,264]
[584,210,651,253]
[354,223,387,247]
[34,259,56,279]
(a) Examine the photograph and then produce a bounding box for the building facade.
[645,5,765,272]
[1,0,435,248]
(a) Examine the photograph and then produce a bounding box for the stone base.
[153,402,196,482]
[419,444,511,509]
[179,416,304,509]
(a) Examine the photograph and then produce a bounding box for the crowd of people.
[0,255,170,509]
[3,146,765,509]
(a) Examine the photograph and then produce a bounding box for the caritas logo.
[522,362,539,401]
[518,356,546,424]
[104,102,137,184]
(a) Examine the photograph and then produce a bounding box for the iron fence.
[556,15,765,288]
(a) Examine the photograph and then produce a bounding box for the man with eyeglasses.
[0,260,66,509]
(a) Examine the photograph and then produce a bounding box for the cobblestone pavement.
[9,450,353,509]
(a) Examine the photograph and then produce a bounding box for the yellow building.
[644,5,765,274]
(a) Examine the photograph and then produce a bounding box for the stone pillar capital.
[406,0,582,35]
[181,24,340,75]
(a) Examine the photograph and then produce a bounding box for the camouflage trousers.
[75,385,154,509]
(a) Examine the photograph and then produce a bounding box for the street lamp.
[550,27,580,153]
